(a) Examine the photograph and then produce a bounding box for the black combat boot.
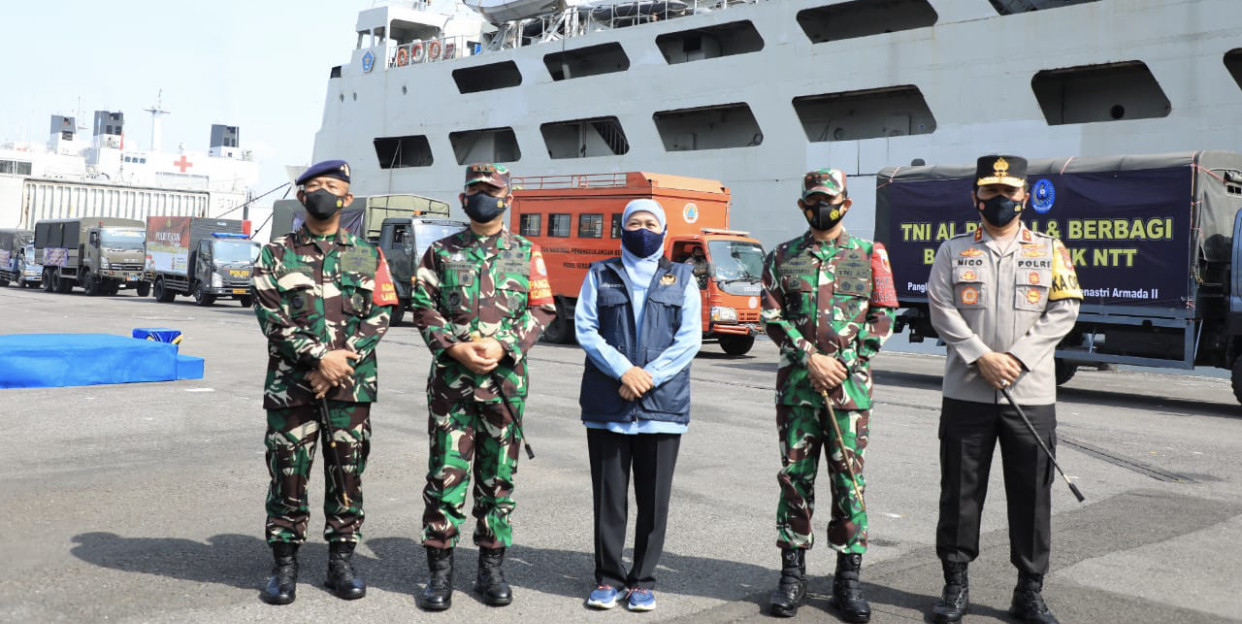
[1009,571,1060,624]
[325,541,366,600]
[768,548,807,618]
[260,542,298,605]
[476,547,514,606]
[932,560,969,624]
[420,547,454,611]
[830,553,872,623]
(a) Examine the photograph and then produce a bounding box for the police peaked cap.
[296,159,351,186]
[975,155,1027,187]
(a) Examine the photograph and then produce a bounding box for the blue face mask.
[621,227,665,258]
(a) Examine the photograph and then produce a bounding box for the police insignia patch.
[959,248,983,257]
[1026,289,1042,304]
[1029,271,1041,285]
[961,287,979,305]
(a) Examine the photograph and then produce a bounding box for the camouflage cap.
[464,163,511,189]
[802,168,847,199]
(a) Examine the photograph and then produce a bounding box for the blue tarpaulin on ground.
[0,333,204,388]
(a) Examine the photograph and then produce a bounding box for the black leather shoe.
[830,553,871,623]
[325,541,366,600]
[476,547,513,606]
[768,548,807,618]
[1010,571,1060,624]
[260,542,298,605]
[932,560,969,624]
[420,546,454,611]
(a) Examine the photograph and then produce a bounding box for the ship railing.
[511,173,631,190]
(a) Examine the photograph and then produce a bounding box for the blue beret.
[296,160,351,186]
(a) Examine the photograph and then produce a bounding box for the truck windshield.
[707,240,765,296]
[100,230,145,250]
[213,240,261,263]
[414,221,469,261]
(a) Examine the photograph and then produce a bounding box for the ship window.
[1031,61,1171,125]
[798,0,937,44]
[452,61,522,94]
[656,21,763,65]
[989,0,1100,15]
[374,135,434,168]
[449,127,521,165]
[579,214,604,238]
[653,103,763,152]
[1225,50,1242,92]
[548,214,572,238]
[793,85,937,142]
[611,214,622,238]
[542,117,630,159]
[0,159,31,175]
[544,43,630,81]
[519,213,542,237]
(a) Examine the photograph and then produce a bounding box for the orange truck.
[510,172,766,355]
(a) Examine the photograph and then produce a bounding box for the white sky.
[3,0,367,204]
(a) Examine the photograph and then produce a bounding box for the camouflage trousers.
[776,403,870,554]
[265,401,371,545]
[422,397,523,549]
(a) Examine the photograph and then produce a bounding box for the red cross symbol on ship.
[173,155,193,173]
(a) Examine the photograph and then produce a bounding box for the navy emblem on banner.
[362,51,375,73]
[1032,178,1056,214]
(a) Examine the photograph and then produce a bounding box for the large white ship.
[0,107,260,229]
[311,0,1242,247]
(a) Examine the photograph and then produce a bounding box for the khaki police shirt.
[927,224,1081,406]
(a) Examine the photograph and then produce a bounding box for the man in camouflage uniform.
[252,159,397,606]
[410,163,556,611]
[761,169,898,623]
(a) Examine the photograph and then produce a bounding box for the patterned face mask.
[803,198,846,231]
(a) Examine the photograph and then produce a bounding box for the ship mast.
[143,90,170,152]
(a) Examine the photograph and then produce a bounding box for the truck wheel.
[542,316,575,344]
[136,281,151,298]
[0,277,8,288]
[84,271,102,296]
[42,269,54,292]
[56,273,72,293]
[238,295,253,308]
[154,278,175,303]
[1054,359,1078,385]
[720,334,756,356]
[192,282,216,307]
[1232,358,1242,406]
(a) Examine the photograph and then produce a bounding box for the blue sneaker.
[627,588,656,612]
[586,584,620,609]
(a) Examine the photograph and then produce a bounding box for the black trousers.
[936,397,1056,575]
[587,428,682,590]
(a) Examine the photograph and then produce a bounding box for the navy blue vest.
[579,257,693,424]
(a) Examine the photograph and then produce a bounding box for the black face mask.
[463,192,507,223]
[803,199,846,231]
[302,189,346,221]
[979,194,1022,227]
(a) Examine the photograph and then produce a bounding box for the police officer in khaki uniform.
[926,156,1082,624]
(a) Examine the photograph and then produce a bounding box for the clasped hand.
[808,353,849,393]
[447,337,506,375]
[310,349,361,398]
[619,366,654,401]
[976,351,1024,390]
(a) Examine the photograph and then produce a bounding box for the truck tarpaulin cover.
[875,151,1242,310]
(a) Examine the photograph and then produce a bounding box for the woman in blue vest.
[575,198,702,612]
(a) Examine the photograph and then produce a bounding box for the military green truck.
[270,193,451,243]
[376,216,469,325]
[0,229,34,287]
[145,216,260,307]
[34,218,148,296]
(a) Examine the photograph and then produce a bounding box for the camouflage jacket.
[411,228,556,409]
[761,229,898,410]
[253,225,395,409]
